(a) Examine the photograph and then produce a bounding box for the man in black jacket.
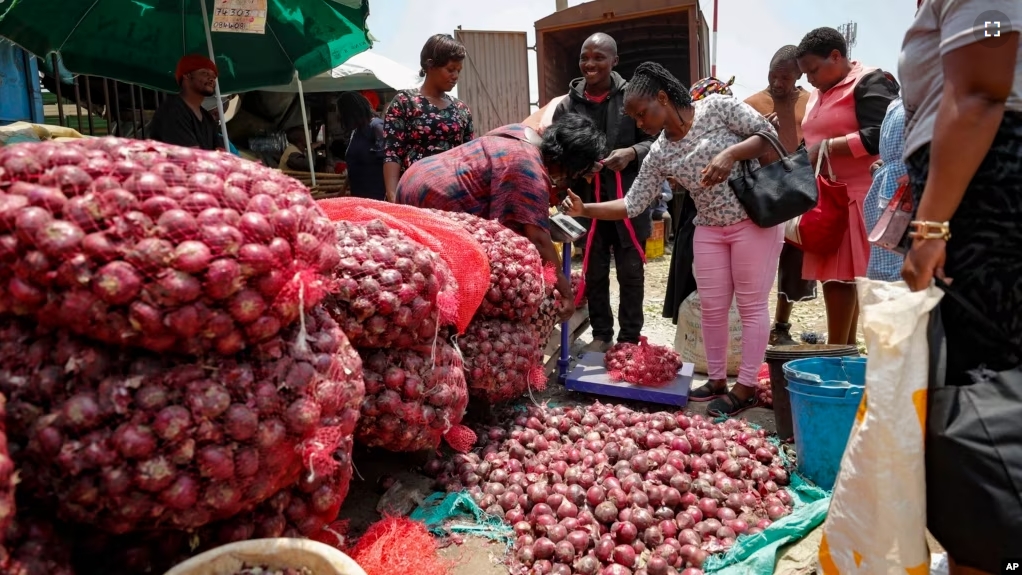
[553,33,654,351]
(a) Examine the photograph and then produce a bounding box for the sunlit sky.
[363,0,918,106]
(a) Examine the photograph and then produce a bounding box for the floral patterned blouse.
[383,89,474,173]
[623,94,775,227]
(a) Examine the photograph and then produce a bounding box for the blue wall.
[0,40,44,125]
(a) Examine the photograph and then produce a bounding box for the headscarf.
[689,76,735,101]
[175,54,218,85]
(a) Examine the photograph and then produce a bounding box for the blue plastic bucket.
[785,357,867,490]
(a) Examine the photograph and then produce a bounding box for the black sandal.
[688,382,727,402]
[707,391,759,417]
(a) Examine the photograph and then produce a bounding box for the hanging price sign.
[211,0,268,34]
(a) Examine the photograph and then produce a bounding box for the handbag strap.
[814,140,836,180]
[933,277,1020,364]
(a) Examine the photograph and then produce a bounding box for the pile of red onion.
[0,138,338,356]
[605,338,683,388]
[1,513,76,575]
[357,342,469,452]
[457,319,546,404]
[0,306,364,535]
[327,219,456,348]
[0,394,13,553]
[424,403,792,574]
[436,211,548,322]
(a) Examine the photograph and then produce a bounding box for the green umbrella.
[0,0,373,94]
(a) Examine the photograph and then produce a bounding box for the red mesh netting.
[1,514,76,575]
[0,306,364,535]
[317,198,488,334]
[357,342,469,452]
[0,138,337,356]
[325,219,455,348]
[459,319,546,403]
[347,516,454,575]
[756,362,773,407]
[431,210,549,322]
[604,337,682,387]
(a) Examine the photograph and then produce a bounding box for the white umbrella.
[261,51,419,93]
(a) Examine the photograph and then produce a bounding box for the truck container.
[535,0,710,106]
[453,0,710,130]
[0,39,45,125]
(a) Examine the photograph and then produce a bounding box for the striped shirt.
[395,124,551,232]
[864,99,907,281]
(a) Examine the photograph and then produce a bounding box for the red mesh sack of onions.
[0,138,338,356]
[357,342,470,452]
[325,219,456,348]
[459,319,546,403]
[434,210,550,322]
[527,268,587,349]
[1,513,76,575]
[604,337,682,387]
[0,306,364,535]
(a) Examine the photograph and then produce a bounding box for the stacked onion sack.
[433,211,553,403]
[0,139,365,570]
[425,403,793,575]
[324,219,471,453]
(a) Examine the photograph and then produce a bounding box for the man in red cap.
[149,54,222,150]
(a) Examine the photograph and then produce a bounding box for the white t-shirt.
[898,0,1022,159]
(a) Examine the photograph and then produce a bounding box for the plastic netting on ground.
[0,138,338,356]
[429,210,551,322]
[0,394,13,556]
[357,342,470,453]
[317,198,489,334]
[604,336,682,387]
[458,319,547,403]
[348,515,455,575]
[325,219,456,348]
[409,491,514,544]
[0,305,364,534]
[1,513,76,575]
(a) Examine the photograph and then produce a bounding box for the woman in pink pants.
[562,62,782,417]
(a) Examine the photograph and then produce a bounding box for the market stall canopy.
[261,50,418,93]
[0,0,372,94]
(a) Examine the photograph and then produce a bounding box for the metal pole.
[72,77,84,133]
[83,77,96,135]
[711,0,719,78]
[295,71,317,187]
[199,0,231,151]
[558,242,572,383]
[51,55,66,127]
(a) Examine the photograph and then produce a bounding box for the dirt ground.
[337,251,895,573]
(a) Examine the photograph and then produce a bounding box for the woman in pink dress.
[795,28,899,345]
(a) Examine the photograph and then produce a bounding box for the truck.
[454,0,711,135]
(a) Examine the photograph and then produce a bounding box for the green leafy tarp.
[703,439,831,574]
[410,491,514,545]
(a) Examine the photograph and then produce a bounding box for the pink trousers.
[693,219,784,387]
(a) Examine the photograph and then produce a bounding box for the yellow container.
[645,219,665,259]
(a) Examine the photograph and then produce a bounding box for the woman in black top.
[336,91,386,200]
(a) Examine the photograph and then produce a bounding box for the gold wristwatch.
[909,220,951,242]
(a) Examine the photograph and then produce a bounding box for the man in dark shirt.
[149,54,222,150]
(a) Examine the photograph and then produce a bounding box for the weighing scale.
[566,352,695,407]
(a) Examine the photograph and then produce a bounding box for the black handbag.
[925,277,1022,571]
[728,131,819,228]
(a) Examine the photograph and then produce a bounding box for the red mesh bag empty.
[317,198,488,334]
[604,337,682,387]
[325,219,455,348]
[0,138,338,356]
[348,516,453,575]
[429,210,549,322]
[0,306,364,535]
[459,318,546,403]
[357,342,469,452]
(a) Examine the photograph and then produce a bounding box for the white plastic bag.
[674,290,742,376]
[818,279,942,574]
[164,538,367,575]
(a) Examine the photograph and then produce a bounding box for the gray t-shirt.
[898,0,1022,159]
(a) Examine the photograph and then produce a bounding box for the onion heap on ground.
[425,403,793,575]
[0,138,338,356]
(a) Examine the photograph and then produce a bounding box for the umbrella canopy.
[261,50,418,93]
[0,0,372,94]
